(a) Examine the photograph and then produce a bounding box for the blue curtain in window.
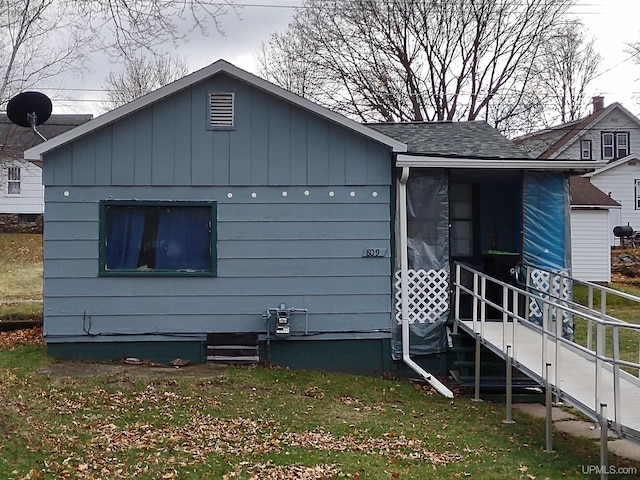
[155,207,211,270]
[105,207,145,269]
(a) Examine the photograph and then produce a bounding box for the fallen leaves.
[224,461,346,479]
[22,382,464,479]
[0,326,43,350]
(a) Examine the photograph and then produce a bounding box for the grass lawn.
[0,233,42,322]
[1,234,639,477]
[572,283,640,376]
[1,345,638,480]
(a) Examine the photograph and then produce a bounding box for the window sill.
[99,270,217,277]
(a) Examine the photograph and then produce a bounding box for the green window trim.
[99,200,217,277]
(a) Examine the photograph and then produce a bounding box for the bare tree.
[0,0,89,107]
[258,0,575,129]
[625,40,640,108]
[0,0,235,108]
[490,18,601,137]
[103,53,190,109]
[534,19,601,125]
[69,0,235,54]
[256,30,327,101]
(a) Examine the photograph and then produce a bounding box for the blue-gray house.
[25,60,600,394]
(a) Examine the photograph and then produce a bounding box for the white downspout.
[399,166,454,398]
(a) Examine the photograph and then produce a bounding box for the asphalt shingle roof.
[0,113,93,160]
[368,121,532,159]
[570,176,620,207]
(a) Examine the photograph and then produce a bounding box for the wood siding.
[43,74,390,188]
[570,209,611,282]
[0,160,43,214]
[41,74,394,343]
[558,109,640,161]
[589,161,640,235]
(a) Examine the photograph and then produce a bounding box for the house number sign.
[362,248,388,257]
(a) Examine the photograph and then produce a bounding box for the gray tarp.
[393,170,449,359]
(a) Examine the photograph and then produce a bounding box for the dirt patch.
[612,247,640,285]
[39,360,228,379]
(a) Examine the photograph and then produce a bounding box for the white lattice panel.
[528,269,572,331]
[394,269,449,324]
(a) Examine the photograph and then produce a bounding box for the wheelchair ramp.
[456,319,640,441]
[453,262,640,443]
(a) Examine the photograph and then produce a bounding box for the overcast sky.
[46,0,640,117]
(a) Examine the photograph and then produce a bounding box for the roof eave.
[571,204,621,209]
[584,153,640,177]
[25,60,407,161]
[397,154,607,172]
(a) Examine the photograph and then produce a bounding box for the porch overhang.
[396,154,607,173]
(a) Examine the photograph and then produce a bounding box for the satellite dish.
[7,91,52,140]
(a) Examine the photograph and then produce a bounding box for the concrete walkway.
[513,403,640,463]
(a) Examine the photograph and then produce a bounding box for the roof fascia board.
[584,153,640,177]
[571,204,621,209]
[397,154,607,171]
[25,60,406,160]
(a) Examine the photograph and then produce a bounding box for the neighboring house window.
[580,139,592,160]
[636,180,640,209]
[616,132,629,158]
[602,131,630,160]
[450,183,473,257]
[7,166,20,194]
[99,201,217,275]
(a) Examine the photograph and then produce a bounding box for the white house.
[583,153,640,243]
[0,113,92,232]
[569,176,620,283]
[517,97,640,247]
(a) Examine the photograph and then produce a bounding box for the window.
[602,131,630,160]
[100,201,216,275]
[7,167,20,194]
[636,180,640,210]
[208,92,234,128]
[616,132,629,158]
[450,183,473,257]
[580,139,592,160]
[18,214,39,225]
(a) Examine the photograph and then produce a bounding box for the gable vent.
[208,92,234,127]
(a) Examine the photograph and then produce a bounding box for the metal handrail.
[517,261,640,374]
[453,261,640,439]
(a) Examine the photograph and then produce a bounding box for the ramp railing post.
[480,276,487,337]
[554,291,563,405]
[600,403,609,480]
[502,284,508,352]
[472,273,479,332]
[542,302,550,377]
[545,362,554,453]
[512,289,519,359]
[454,263,461,333]
[503,345,515,424]
[595,321,605,416]
[612,326,622,437]
[587,285,594,351]
[473,333,482,402]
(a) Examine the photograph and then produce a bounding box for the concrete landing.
[513,403,640,463]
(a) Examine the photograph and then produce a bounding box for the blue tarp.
[522,171,573,339]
